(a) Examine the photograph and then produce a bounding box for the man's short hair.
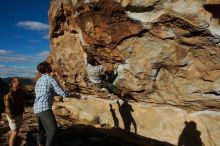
[37,61,51,74]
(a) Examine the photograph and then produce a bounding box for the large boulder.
[48,0,220,110]
[48,0,220,145]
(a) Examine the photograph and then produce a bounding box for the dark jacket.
[4,88,26,119]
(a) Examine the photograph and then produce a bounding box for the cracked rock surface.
[48,0,220,111]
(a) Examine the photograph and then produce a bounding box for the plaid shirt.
[34,74,68,114]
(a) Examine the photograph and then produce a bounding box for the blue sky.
[0,0,51,78]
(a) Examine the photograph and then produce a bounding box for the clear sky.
[0,0,51,78]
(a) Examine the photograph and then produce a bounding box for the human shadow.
[178,121,203,146]
[117,100,137,134]
[109,104,119,128]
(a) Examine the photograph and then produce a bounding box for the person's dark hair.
[37,61,52,74]
[87,55,97,66]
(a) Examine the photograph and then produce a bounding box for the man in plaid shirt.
[34,61,70,146]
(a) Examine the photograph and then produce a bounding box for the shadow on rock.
[117,100,137,134]
[178,121,203,146]
[109,104,119,128]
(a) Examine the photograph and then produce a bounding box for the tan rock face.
[47,0,220,145]
[53,97,220,146]
[48,0,220,111]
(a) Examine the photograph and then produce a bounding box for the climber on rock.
[86,54,125,98]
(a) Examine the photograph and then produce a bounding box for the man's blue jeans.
[37,109,57,146]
